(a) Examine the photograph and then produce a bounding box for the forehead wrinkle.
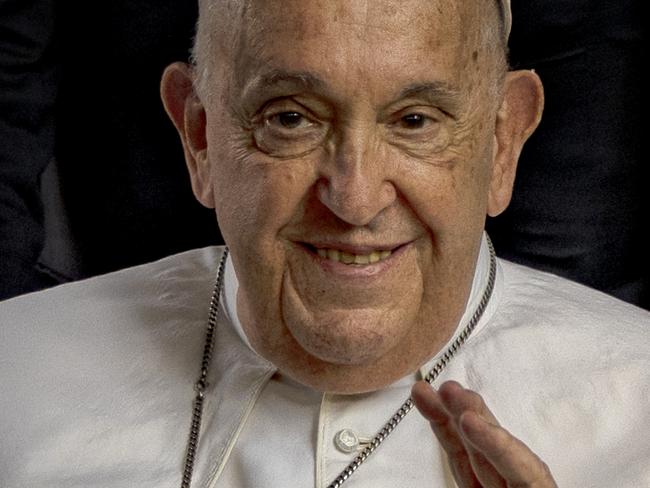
[240,0,453,48]
[211,0,503,106]
[199,0,505,65]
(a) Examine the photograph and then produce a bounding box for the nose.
[316,130,397,226]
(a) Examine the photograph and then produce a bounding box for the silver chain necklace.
[181,236,496,488]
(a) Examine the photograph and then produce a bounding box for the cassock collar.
[418,232,502,379]
[222,254,254,352]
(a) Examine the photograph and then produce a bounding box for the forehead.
[228,0,482,97]
[242,0,465,39]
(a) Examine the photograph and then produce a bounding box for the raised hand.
[412,380,558,488]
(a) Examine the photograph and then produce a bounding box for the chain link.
[180,247,229,488]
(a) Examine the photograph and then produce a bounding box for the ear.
[487,70,544,217]
[160,62,215,208]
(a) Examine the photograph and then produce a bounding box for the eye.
[253,103,329,158]
[268,111,311,130]
[399,113,430,129]
[386,107,451,154]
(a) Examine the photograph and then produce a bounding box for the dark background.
[488,0,648,308]
[1,0,647,309]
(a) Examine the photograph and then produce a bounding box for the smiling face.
[162,0,543,393]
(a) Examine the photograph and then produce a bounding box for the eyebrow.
[242,69,461,113]
[242,69,327,99]
[393,82,462,113]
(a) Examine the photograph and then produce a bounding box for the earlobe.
[487,70,544,217]
[160,62,215,209]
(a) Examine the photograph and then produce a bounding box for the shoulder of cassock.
[447,258,650,487]
[0,246,274,488]
[0,247,649,487]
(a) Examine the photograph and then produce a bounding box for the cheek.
[209,135,319,248]
[391,153,491,244]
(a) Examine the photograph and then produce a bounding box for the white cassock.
[1,234,649,487]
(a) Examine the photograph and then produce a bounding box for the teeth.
[354,254,369,265]
[341,252,355,264]
[315,247,393,265]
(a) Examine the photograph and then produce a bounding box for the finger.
[436,382,506,487]
[438,381,500,426]
[412,382,481,488]
[419,382,558,487]
[459,410,558,487]
[412,382,471,459]
[412,381,451,423]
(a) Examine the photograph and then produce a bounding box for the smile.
[315,248,392,265]
[296,240,413,280]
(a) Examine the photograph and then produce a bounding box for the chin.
[300,338,386,366]
[267,331,424,395]
[285,312,411,367]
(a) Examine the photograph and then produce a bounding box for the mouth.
[314,247,393,265]
[300,242,410,268]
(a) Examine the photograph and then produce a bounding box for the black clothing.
[0,0,220,301]
[488,0,648,308]
[0,0,57,298]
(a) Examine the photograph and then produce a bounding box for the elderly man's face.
[163,0,541,393]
